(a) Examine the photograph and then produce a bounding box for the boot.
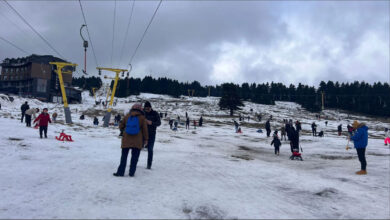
[355,170,367,175]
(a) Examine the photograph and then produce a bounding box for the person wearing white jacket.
[25,108,39,127]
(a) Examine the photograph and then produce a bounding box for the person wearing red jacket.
[33,108,52,138]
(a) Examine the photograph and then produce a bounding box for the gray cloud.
[0,1,388,87]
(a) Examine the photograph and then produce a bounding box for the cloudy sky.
[0,0,389,86]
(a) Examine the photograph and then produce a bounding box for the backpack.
[125,116,140,135]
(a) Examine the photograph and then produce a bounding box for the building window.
[37,79,47,93]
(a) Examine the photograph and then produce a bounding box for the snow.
[0,91,389,219]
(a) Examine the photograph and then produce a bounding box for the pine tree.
[218,83,244,116]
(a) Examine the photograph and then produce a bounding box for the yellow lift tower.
[49,62,78,124]
[97,67,127,127]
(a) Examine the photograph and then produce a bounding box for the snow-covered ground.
[0,91,389,219]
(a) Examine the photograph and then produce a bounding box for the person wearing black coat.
[186,117,190,130]
[20,101,29,123]
[338,124,342,136]
[311,122,317,136]
[144,101,161,169]
[289,127,300,153]
[285,122,291,140]
[199,116,203,127]
[265,120,271,137]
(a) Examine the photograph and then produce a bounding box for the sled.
[290,150,303,161]
[34,124,39,129]
[55,132,74,142]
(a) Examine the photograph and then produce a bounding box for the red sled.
[55,132,74,142]
[34,124,39,129]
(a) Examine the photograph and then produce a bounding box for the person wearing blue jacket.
[350,120,369,175]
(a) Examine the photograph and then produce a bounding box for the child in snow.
[33,108,51,138]
[384,128,390,146]
[93,117,99,126]
[271,131,281,155]
[338,124,342,136]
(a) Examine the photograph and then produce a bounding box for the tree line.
[72,75,390,117]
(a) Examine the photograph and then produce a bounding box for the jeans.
[39,126,48,138]
[116,147,141,176]
[356,148,367,170]
[147,136,156,168]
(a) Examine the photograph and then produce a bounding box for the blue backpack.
[125,116,140,135]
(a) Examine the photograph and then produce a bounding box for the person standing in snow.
[144,101,161,170]
[233,120,239,133]
[186,117,190,130]
[295,121,302,133]
[93,117,99,126]
[25,108,39,127]
[114,103,149,177]
[174,121,178,131]
[169,119,173,130]
[350,120,369,175]
[33,108,51,138]
[20,101,29,123]
[193,120,197,129]
[265,120,271,137]
[338,124,342,136]
[52,112,58,122]
[289,127,300,153]
[281,126,287,141]
[271,131,282,156]
[199,116,203,127]
[383,128,390,145]
[347,124,353,137]
[311,122,317,136]
[285,121,291,140]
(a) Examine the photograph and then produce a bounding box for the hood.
[130,109,144,116]
[357,123,368,131]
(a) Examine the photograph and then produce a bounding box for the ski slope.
[0,92,389,219]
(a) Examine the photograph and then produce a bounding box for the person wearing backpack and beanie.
[350,120,369,175]
[33,108,51,138]
[143,101,161,169]
[114,103,149,177]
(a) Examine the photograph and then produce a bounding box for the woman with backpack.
[113,103,149,177]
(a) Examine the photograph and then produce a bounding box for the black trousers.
[21,112,25,122]
[356,148,367,170]
[312,129,317,136]
[116,147,141,176]
[25,115,32,127]
[266,129,271,137]
[274,146,280,154]
[147,136,156,168]
[39,126,48,138]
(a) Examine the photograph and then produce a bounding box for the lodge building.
[0,54,82,103]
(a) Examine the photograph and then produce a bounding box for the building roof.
[1,54,67,67]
